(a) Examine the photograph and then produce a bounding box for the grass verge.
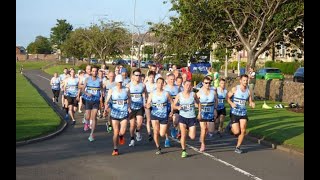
[16,73,61,141]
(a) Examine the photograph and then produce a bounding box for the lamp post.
[131,0,136,68]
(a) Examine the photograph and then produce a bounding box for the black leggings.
[52,89,60,99]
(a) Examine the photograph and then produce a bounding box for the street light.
[131,0,136,68]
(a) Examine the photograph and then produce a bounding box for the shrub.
[227,61,247,70]
[191,73,205,86]
[78,63,102,71]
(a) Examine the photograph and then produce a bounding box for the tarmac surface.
[16,70,304,180]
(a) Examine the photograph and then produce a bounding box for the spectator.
[248,67,256,99]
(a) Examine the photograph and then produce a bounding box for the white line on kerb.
[169,137,263,180]
[37,74,50,81]
[142,122,263,179]
[37,72,263,180]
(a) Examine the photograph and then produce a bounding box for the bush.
[191,73,205,86]
[227,61,247,70]
[78,63,101,71]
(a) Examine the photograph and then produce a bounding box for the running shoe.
[119,136,125,145]
[155,149,161,155]
[129,139,135,147]
[181,151,188,158]
[136,132,142,141]
[88,134,95,142]
[234,147,243,154]
[112,150,119,156]
[164,139,171,148]
[71,120,76,125]
[171,127,177,139]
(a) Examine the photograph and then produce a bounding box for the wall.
[16,54,59,61]
[225,78,304,107]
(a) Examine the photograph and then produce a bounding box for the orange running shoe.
[112,150,119,156]
[119,136,125,145]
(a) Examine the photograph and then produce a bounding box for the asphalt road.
[16,70,304,180]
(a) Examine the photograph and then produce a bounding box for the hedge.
[264,61,303,75]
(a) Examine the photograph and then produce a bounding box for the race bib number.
[235,100,246,106]
[69,86,76,90]
[218,99,224,103]
[91,90,98,95]
[117,100,124,106]
[181,104,191,111]
[203,106,211,112]
[132,94,141,98]
[156,103,164,109]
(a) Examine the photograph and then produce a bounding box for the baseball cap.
[115,74,123,83]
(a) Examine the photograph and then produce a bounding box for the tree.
[50,19,73,49]
[168,0,304,68]
[80,20,131,64]
[26,36,52,54]
[61,29,87,60]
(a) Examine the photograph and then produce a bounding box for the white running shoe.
[136,132,142,141]
[129,139,135,147]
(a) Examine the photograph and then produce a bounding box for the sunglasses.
[134,74,141,76]
[204,82,211,84]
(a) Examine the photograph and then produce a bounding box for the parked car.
[90,58,98,64]
[256,67,284,80]
[140,61,147,68]
[112,59,127,66]
[145,60,154,67]
[124,60,137,67]
[293,67,304,83]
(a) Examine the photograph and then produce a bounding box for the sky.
[16,0,175,48]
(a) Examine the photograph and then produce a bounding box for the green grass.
[44,64,80,76]
[16,73,61,141]
[16,61,54,72]
[225,100,304,151]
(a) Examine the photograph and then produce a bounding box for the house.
[16,46,26,54]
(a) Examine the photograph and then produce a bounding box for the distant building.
[16,46,26,54]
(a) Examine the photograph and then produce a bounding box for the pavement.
[16,70,304,180]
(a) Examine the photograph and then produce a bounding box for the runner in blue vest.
[216,78,228,137]
[50,72,61,103]
[145,71,156,142]
[103,71,116,133]
[227,74,255,154]
[164,73,181,147]
[173,80,199,158]
[146,77,173,155]
[63,69,81,125]
[104,74,131,156]
[196,76,218,152]
[82,67,103,142]
[126,69,147,147]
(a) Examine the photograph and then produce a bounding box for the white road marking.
[142,123,262,180]
[37,74,50,81]
[36,73,263,180]
[169,137,263,180]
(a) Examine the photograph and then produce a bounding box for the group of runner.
[50,64,255,157]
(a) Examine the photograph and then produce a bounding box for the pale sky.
[16,0,175,47]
